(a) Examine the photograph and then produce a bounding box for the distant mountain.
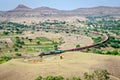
[33,6,59,11]
[33,6,60,16]
[8,4,32,12]
[70,6,120,16]
[0,4,120,18]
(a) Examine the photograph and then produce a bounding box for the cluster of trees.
[14,37,25,51]
[0,22,32,34]
[108,36,120,48]
[86,16,120,30]
[3,31,9,35]
[92,37,103,43]
[105,50,120,55]
[100,36,120,48]
[0,56,12,64]
[15,53,22,56]
[38,20,66,26]
[0,26,3,30]
[35,70,110,80]
[91,35,120,50]
[93,49,120,55]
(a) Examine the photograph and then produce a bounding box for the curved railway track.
[64,31,109,52]
[38,29,109,56]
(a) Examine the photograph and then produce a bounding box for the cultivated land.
[0,52,120,80]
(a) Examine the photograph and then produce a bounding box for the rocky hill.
[0,4,120,18]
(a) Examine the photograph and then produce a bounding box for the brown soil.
[0,52,120,80]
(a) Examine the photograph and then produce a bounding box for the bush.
[44,76,55,80]
[94,49,103,54]
[1,56,12,61]
[84,69,109,80]
[111,50,119,55]
[70,77,81,80]
[15,53,22,56]
[35,76,42,80]
[3,31,9,35]
[54,44,58,50]
[84,72,94,80]
[54,76,64,80]
[93,69,110,80]
[35,70,109,80]
[14,48,18,51]
[76,44,80,48]
[0,60,6,64]
[110,43,120,48]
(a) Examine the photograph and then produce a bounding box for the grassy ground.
[0,52,120,80]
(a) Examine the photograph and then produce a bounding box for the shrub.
[70,77,81,80]
[84,72,94,80]
[76,44,80,48]
[1,56,12,61]
[35,76,42,80]
[54,76,64,80]
[15,53,22,56]
[93,69,110,80]
[84,69,110,80]
[110,43,120,48]
[54,44,58,50]
[35,70,109,80]
[44,76,55,80]
[111,50,119,55]
[14,48,18,51]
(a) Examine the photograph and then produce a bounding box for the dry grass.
[7,16,86,25]
[22,31,93,50]
[0,52,120,80]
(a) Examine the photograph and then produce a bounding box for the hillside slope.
[0,52,120,80]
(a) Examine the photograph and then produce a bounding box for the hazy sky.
[0,0,120,11]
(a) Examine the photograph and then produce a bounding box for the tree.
[110,43,120,48]
[54,76,64,80]
[54,44,58,50]
[70,77,81,80]
[111,50,119,55]
[44,76,55,80]
[105,51,111,55]
[0,26,3,30]
[84,72,94,80]
[1,56,12,61]
[84,70,110,80]
[28,39,32,42]
[36,41,40,45]
[0,48,1,52]
[93,70,110,80]
[93,49,102,54]
[3,31,9,35]
[76,44,80,48]
[15,53,22,56]
[26,37,28,40]
[35,76,42,80]
[14,48,18,52]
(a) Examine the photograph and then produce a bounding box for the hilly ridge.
[0,4,120,18]
[9,4,32,12]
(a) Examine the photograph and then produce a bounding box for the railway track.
[65,31,109,52]
[11,30,109,58]
[38,29,109,56]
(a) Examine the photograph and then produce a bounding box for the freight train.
[65,32,108,52]
[39,50,65,57]
[38,31,109,57]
